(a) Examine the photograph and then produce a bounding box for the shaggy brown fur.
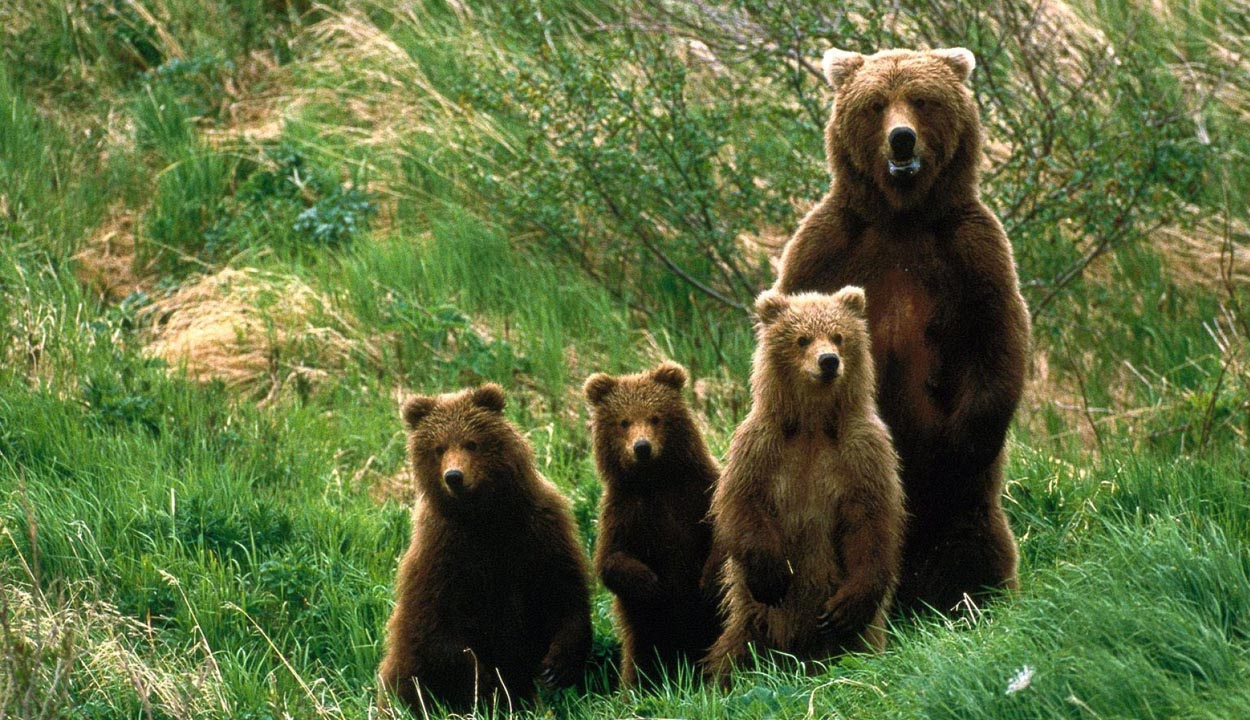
[705,288,904,677]
[776,48,1031,615]
[377,384,592,714]
[584,362,723,689]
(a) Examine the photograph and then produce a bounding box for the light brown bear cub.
[706,288,904,677]
[584,362,723,689]
[776,47,1030,615]
[378,384,592,714]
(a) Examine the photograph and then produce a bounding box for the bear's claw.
[538,658,576,689]
[816,590,877,638]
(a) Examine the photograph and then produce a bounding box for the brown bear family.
[379,45,1029,713]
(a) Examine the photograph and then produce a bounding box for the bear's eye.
[620,419,630,429]
[871,101,885,113]
[797,336,813,348]
[912,98,926,109]
[435,445,447,456]
[464,441,478,452]
[832,333,843,345]
[650,416,660,425]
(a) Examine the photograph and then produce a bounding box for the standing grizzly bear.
[705,287,904,677]
[378,384,592,714]
[775,47,1031,615]
[584,362,723,689]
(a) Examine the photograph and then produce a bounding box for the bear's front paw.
[743,553,791,607]
[943,424,1001,476]
[612,566,667,606]
[538,653,580,689]
[816,586,880,639]
[633,568,668,604]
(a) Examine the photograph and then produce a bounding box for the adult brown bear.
[775,47,1031,615]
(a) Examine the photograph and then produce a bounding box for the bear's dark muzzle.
[819,353,841,380]
[443,468,465,492]
[887,126,922,178]
[888,126,917,159]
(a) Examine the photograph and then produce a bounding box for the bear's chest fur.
[771,430,846,573]
[860,231,948,431]
[867,266,934,360]
[611,487,709,581]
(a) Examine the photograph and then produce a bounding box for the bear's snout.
[888,126,917,160]
[887,126,922,179]
[632,438,653,462]
[818,352,841,380]
[443,468,465,493]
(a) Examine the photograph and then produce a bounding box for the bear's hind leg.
[702,604,762,687]
[895,505,1017,616]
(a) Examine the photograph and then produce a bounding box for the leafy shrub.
[380,294,531,384]
[142,55,235,120]
[255,554,319,612]
[204,142,378,255]
[81,374,163,434]
[464,18,798,316]
[131,495,293,563]
[80,348,168,435]
[292,185,376,247]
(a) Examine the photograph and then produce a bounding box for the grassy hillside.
[2,1,1248,718]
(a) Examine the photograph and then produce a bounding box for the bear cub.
[585,362,723,689]
[378,384,592,714]
[706,287,904,677]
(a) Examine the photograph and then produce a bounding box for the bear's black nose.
[443,469,465,490]
[632,439,653,461]
[818,353,841,378]
[888,126,917,159]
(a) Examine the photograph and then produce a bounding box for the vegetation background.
[2,1,1248,718]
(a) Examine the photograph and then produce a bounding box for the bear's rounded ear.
[651,361,688,390]
[931,47,976,83]
[401,395,437,429]
[470,383,506,413]
[822,48,864,91]
[583,373,617,405]
[834,285,867,318]
[755,289,789,325]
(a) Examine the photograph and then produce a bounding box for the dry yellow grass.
[73,205,145,302]
[0,580,228,719]
[1156,214,1250,291]
[367,465,418,506]
[141,267,379,401]
[203,51,296,147]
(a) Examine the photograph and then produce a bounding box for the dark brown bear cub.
[776,47,1031,615]
[584,362,723,689]
[378,384,592,714]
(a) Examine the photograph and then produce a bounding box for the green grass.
[2,0,1248,718]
